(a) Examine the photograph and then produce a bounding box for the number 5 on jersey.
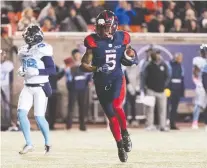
[106,54,116,71]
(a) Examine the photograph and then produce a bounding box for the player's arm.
[80,34,110,73]
[37,44,56,76]
[80,49,110,74]
[193,65,200,78]
[24,44,56,77]
[38,56,56,75]
[202,64,207,91]
[120,31,138,66]
[202,71,207,91]
[80,35,99,72]
[80,48,97,72]
[25,56,56,77]
[121,44,138,66]
[17,47,26,77]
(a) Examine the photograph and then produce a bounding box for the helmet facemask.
[22,25,43,46]
[95,14,118,39]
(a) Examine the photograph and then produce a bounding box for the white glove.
[127,84,135,95]
[17,66,25,77]
[25,67,39,77]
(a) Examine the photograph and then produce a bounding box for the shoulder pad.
[37,43,46,48]
[18,44,28,56]
[38,43,53,56]
[193,57,203,65]
[84,34,97,48]
[122,31,131,45]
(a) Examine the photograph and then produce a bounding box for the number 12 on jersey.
[106,54,116,70]
[22,58,38,70]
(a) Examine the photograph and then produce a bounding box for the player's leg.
[192,86,200,129]
[112,76,127,131]
[192,86,206,129]
[17,86,34,154]
[112,76,132,153]
[192,104,202,129]
[96,87,122,142]
[95,84,127,162]
[101,100,128,162]
[34,87,50,154]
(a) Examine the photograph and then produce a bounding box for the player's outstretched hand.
[25,67,39,77]
[97,64,110,74]
[17,67,25,77]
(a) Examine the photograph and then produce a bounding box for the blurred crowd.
[1,1,207,33]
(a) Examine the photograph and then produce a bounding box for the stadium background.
[1,0,207,123]
[1,1,207,168]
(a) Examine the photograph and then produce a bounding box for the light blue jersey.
[18,42,53,84]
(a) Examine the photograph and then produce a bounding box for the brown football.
[125,49,135,57]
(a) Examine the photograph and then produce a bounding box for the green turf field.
[1,128,207,168]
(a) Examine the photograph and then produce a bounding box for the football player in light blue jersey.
[17,25,56,154]
[192,44,207,129]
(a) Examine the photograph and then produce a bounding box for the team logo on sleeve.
[108,44,112,48]
[114,45,121,49]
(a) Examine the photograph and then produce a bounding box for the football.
[125,48,135,60]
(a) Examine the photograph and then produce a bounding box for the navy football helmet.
[200,44,207,58]
[95,10,118,38]
[22,24,43,46]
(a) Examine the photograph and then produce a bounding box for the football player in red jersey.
[80,10,138,162]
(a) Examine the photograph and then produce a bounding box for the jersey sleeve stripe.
[123,31,131,45]
[84,35,97,48]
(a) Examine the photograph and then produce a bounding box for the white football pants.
[18,86,48,116]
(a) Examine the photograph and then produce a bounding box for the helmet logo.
[98,19,105,25]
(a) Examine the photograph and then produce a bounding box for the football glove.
[121,55,138,66]
[17,66,25,77]
[97,64,110,74]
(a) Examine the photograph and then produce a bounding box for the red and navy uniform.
[84,30,130,141]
